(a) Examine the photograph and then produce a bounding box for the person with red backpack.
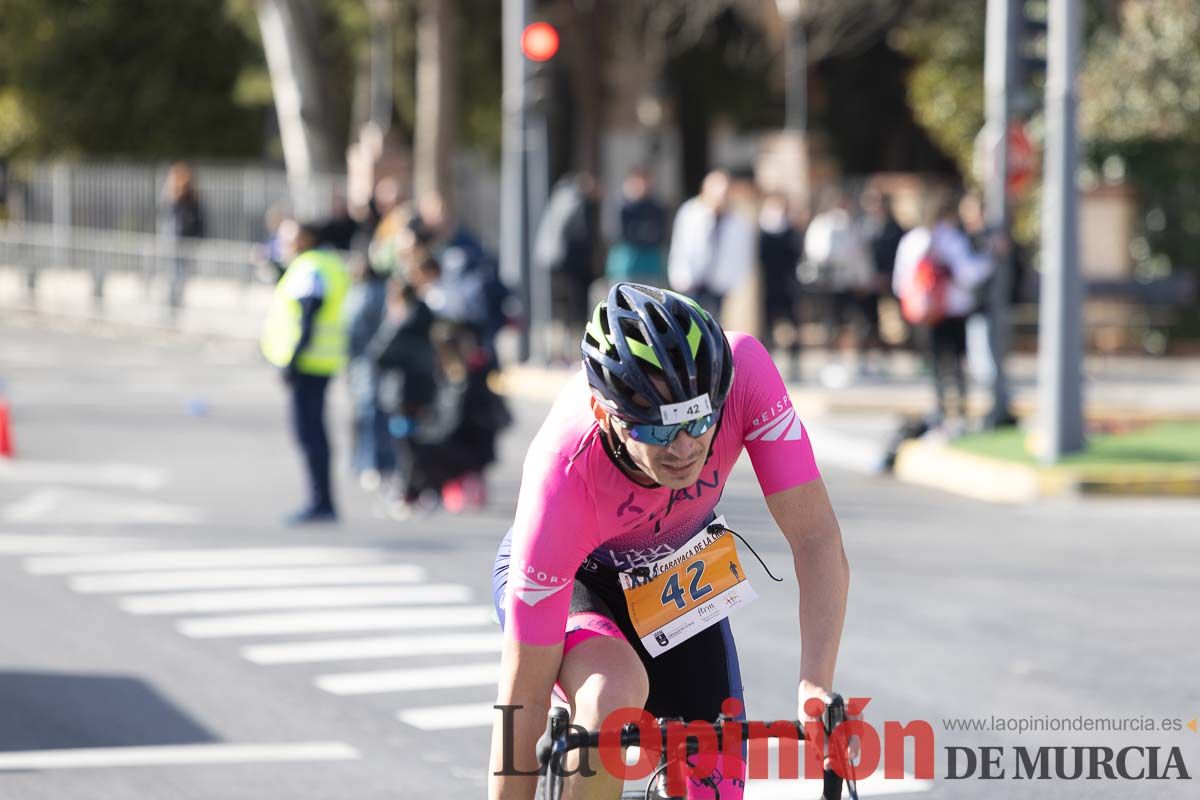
[893,196,1000,432]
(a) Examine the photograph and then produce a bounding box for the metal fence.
[2,157,501,249]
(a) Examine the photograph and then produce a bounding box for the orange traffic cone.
[0,394,14,458]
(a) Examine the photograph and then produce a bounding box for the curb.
[893,439,1200,502]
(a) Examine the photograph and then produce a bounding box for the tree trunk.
[414,0,458,213]
[255,0,342,214]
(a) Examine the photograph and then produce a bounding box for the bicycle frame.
[536,694,854,800]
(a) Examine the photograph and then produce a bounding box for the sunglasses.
[613,408,722,446]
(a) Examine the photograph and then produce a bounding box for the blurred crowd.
[255,164,1013,522]
[258,179,512,523]
[534,165,1015,433]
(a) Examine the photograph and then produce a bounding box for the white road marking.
[243,632,503,665]
[70,564,427,594]
[397,703,501,730]
[743,741,934,796]
[3,488,203,526]
[120,584,472,615]
[26,547,385,576]
[0,534,145,555]
[178,605,496,638]
[0,460,167,490]
[316,662,502,695]
[0,741,360,771]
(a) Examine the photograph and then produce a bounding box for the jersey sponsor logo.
[603,542,678,570]
[512,561,571,607]
[616,491,645,518]
[746,395,805,442]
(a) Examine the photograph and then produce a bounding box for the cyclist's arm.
[764,478,848,690]
[490,638,562,800]
[490,445,597,800]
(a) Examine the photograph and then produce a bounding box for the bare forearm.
[489,695,551,800]
[793,534,849,687]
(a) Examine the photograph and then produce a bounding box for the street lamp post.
[501,0,531,361]
[1037,0,1086,461]
[983,0,1019,427]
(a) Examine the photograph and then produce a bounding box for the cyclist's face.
[611,413,717,489]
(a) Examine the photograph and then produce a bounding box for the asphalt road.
[1,312,1197,799]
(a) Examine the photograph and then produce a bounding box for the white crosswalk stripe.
[25,547,387,575]
[397,703,500,731]
[316,662,502,695]
[70,564,427,594]
[0,534,146,555]
[243,632,503,665]
[119,584,471,615]
[0,742,360,771]
[178,605,496,638]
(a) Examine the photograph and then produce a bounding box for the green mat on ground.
[952,422,1200,467]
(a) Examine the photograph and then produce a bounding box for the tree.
[254,0,347,194]
[0,0,262,157]
[413,0,458,207]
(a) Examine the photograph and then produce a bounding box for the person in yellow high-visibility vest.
[261,220,349,524]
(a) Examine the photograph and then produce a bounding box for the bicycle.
[536,694,858,799]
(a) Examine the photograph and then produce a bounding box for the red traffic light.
[521,22,559,62]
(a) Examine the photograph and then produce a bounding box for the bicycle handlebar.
[536,695,852,799]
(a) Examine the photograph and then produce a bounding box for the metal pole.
[501,0,530,362]
[526,101,550,364]
[983,0,1018,426]
[784,16,807,133]
[1037,0,1085,461]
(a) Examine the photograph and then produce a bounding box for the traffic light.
[521,22,559,63]
[1020,0,1048,82]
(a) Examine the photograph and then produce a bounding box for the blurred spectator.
[318,192,360,252]
[251,204,288,283]
[157,161,205,311]
[260,219,350,524]
[605,166,667,286]
[371,251,441,518]
[346,226,409,490]
[414,325,511,514]
[667,169,755,321]
[803,190,874,365]
[415,191,510,360]
[757,193,804,381]
[893,196,996,432]
[367,179,408,276]
[861,188,906,360]
[533,172,599,362]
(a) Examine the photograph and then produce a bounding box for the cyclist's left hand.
[798,679,861,771]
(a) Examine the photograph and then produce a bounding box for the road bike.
[536,694,858,799]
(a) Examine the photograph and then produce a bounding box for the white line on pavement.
[0,460,167,490]
[0,742,360,771]
[243,632,504,665]
[120,584,472,615]
[178,605,496,638]
[316,662,502,695]
[0,534,145,555]
[69,564,427,594]
[397,703,501,730]
[742,741,933,797]
[25,547,386,575]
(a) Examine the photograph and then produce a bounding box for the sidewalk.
[7,263,1200,496]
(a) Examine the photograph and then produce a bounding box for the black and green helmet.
[581,283,734,425]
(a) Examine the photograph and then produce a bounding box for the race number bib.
[618,516,757,657]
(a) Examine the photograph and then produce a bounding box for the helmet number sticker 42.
[618,516,757,657]
[659,393,713,425]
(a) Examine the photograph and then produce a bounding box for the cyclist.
[490,283,850,799]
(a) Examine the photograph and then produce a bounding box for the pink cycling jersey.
[505,332,820,646]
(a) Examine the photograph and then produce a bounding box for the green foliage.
[0,0,264,158]
[1081,0,1200,143]
[891,0,986,178]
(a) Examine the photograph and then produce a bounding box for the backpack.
[900,245,951,326]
